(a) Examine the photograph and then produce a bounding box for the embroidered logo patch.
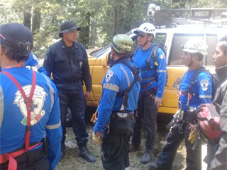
[200,79,209,91]
[105,70,114,82]
[14,85,47,126]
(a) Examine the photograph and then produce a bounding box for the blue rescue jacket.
[25,53,47,75]
[179,68,213,111]
[0,67,62,170]
[94,58,140,133]
[0,53,47,75]
[133,44,167,98]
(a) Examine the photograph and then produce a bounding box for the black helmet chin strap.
[188,55,193,66]
[141,36,150,47]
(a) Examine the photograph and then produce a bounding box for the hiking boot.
[148,161,159,170]
[140,150,152,164]
[129,144,140,152]
[79,146,96,163]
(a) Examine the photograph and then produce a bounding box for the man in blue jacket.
[44,20,95,162]
[149,38,212,170]
[130,23,167,164]
[25,53,47,74]
[93,34,140,170]
[0,23,62,170]
[0,53,46,74]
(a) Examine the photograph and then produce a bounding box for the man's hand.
[154,96,162,108]
[92,131,102,144]
[85,91,91,100]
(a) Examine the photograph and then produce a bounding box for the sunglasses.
[137,34,145,38]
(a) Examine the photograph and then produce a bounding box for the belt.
[111,111,134,119]
[141,80,156,89]
[141,76,156,82]
[0,142,41,170]
[55,79,82,84]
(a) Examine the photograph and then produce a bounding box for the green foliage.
[0,0,226,59]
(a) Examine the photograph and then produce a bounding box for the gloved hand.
[92,131,102,144]
[188,125,196,144]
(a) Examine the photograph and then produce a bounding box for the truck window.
[169,34,204,65]
[154,33,166,44]
[205,34,217,66]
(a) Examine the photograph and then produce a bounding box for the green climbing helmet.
[111,34,133,54]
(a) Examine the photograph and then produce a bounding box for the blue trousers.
[58,91,88,147]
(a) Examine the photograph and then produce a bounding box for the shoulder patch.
[105,70,114,82]
[159,55,165,59]
[200,79,209,91]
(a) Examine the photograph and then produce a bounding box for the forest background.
[1,0,227,58]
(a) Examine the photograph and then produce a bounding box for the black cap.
[59,20,81,37]
[0,23,33,52]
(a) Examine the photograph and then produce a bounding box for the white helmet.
[134,23,156,38]
[183,38,208,56]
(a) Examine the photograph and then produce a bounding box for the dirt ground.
[56,114,186,170]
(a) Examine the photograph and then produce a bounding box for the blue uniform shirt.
[94,58,140,133]
[133,44,167,98]
[25,53,47,75]
[0,67,62,170]
[0,53,47,75]
[179,68,212,111]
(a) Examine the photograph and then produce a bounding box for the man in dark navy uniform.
[0,23,62,170]
[44,20,95,162]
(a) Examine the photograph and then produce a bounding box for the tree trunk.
[32,7,41,34]
[113,6,117,35]
[24,5,32,29]
[78,12,90,48]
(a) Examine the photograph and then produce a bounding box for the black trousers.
[101,130,131,170]
[157,119,202,170]
[131,89,158,151]
[58,91,88,147]
[0,146,49,170]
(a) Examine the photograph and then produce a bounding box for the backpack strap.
[181,67,206,96]
[146,45,159,69]
[117,60,140,108]
[139,45,159,72]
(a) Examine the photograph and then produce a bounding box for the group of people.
[0,20,226,170]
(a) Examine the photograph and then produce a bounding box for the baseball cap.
[59,20,81,37]
[0,23,33,52]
